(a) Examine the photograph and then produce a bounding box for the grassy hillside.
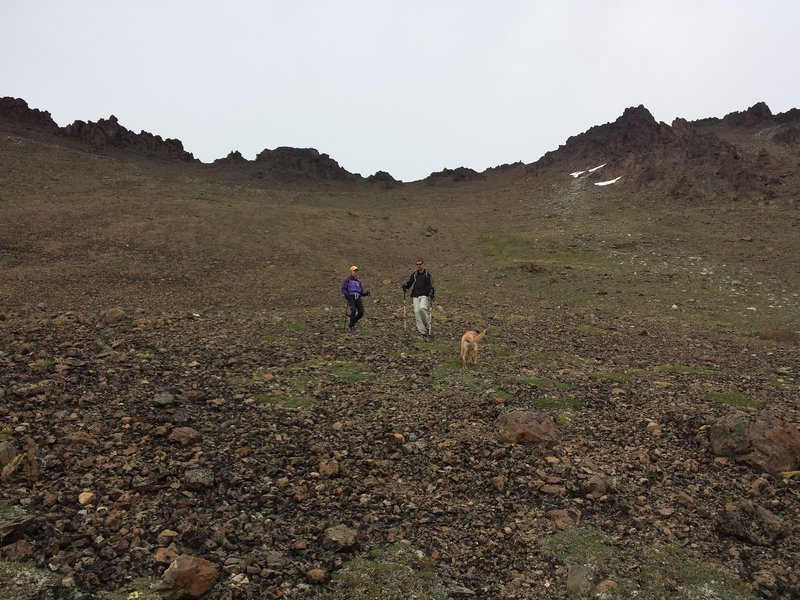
[2,128,797,338]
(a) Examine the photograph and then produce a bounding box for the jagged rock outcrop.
[366,170,399,185]
[707,413,800,475]
[212,150,248,165]
[62,115,195,160]
[425,166,482,183]
[531,102,794,204]
[538,105,676,167]
[0,97,59,132]
[4,95,800,191]
[485,161,525,175]
[254,147,358,181]
[722,101,774,127]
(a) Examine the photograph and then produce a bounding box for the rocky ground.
[1,302,798,599]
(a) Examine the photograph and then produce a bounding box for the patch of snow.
[595,177,621,186]
[587,163,606,172]
[570,171,586,178]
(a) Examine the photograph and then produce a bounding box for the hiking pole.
[427,297,433,338]
[403,289,407,331]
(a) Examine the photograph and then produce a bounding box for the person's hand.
[401,284,408,291]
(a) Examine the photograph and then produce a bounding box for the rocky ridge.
[533,103,800,205]
[5,96,799,189]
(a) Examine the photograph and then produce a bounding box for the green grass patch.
[517,375,571,390]
[773,379,800,391]
[636,545,757,600]
[392,338,453,360]
[285,321,313,333]
[655,364,712,375]
[413,338,453,355]
[704,391,764,409]
[329,360,373,382]
[0,425,11,440]
[556,410,576,426]
[430,359,492,391]
[285,358,326,371]
[533,396,582,410]
[576,324,604,335]
[0,560,58,600]
[253,391,316,410]
[480,231,613,270]
[589,371,630,383]
[282,359,373,382]
[530,350,587,366]
[492,347,516,360]
[430,306,449,323]
[111,577,162,600]
[493,389,512,402]
[0,503,22,517]
[331,543,446,600]
[477,211,800,337]
[540,526,613,568]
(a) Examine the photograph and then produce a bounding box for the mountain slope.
[1,95,799,600]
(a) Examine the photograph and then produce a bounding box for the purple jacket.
[341,276,365,298]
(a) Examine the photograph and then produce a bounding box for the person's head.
[416,259,425,272]
[350,265,359,277]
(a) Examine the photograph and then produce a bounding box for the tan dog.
[460,329,487,368]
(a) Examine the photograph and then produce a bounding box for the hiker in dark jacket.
[401,258,434,336]
[341,265,370,334]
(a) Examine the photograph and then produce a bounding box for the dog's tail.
[474,328,488,341]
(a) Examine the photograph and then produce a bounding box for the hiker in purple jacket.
[341,265,370,334]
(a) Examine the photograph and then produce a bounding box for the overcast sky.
[3,1,799,182]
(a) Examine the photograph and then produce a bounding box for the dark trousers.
[346,295,364,328]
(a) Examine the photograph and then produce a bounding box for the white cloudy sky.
[2,1,799,181]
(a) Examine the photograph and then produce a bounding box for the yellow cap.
[350,265,359,272]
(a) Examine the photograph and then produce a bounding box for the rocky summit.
[0,97,799,599]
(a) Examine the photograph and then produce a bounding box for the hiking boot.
[348,327,356,335]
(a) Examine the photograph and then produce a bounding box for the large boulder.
[717,501,786,546]
[1,438,39,482]
[0,441,18,468]
[708,414,800,475]
[323,524,358,551]
[0,507,33,546]
[495,411,559,445]
[160,555,218,599]
[182,468,215,491]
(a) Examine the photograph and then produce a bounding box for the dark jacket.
[403,270,434,299]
